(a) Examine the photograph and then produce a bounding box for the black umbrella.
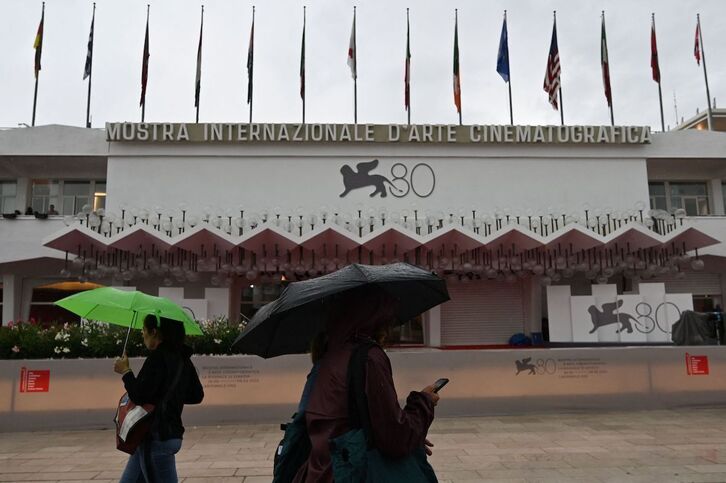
[232,263,449,358]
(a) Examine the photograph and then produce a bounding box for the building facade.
[1,121,725,347]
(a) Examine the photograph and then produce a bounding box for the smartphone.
[432,378,449,393]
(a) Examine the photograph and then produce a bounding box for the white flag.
[347,13,357,80]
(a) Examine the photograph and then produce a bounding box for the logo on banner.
[339,159,436,198]
[515,357,537,375]
[19,367,50,392]
[514,357,557,376]
[685,353,709,375]
[588,300,637,334]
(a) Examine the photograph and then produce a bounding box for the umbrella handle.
[121,312,136,356]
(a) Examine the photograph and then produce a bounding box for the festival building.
[1,116,725,348]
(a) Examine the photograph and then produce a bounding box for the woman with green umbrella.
[115,314,204,482]
[55,287,205,482]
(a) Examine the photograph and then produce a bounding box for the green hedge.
[0,317,245,359]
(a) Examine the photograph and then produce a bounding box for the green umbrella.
[55,287,203,353]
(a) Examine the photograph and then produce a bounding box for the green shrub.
[0,317,245,359]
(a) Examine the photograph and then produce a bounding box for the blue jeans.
[120,437,182,483]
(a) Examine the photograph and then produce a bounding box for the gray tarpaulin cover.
[671,310,716,345]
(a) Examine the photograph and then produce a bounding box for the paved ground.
[3,408,726,482]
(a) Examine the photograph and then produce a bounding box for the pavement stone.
[2,408,726,481]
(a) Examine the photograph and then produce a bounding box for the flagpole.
[32,2,44,127]
[32,75,40,127]
[85,3,95,128]
[505,10,513,126]
[141,5,149,123]
[353,6,357,125]
[302,6,306,124]
[196,5,203,124]
[406,8,410,126]
[554,11,564,126]
[697,14,713,131]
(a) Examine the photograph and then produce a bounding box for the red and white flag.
[694,21,701,65]
[347,12,357,80]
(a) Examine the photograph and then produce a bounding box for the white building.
[1,120,725,347]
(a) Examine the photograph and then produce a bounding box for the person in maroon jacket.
[293,287,439,482]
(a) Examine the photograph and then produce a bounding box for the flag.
[247,17,254,104]
[600,15,612,107]
[33,7,44,79]
[83,11,94,80]
[195,9,203,108]
[404,13,411,111]
[300,13,305,100]
[543,17,560,109]
[496,15,510,82]
[453,14,461,113]
[347,12,357,80]
[694,21,701,65]
[650,16,660,83]
[140,13,150,107]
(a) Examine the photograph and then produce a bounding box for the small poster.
[19,367,50,392]
[685,353,709,376]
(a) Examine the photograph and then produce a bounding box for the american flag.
[543,18,560,110]
[694,21,701,65]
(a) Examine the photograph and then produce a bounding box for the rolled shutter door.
[441,280,526,346]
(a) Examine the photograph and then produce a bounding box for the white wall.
[106,153,650,216]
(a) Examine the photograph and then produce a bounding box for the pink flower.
[6,321,13,329]
[11,345,20,353]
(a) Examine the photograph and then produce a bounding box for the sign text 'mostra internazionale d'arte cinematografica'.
[107,122,652,145]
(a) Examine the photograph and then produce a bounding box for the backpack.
[329,341,438,483]
[272,366,318,483]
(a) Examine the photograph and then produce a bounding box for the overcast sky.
[0,0,724,130]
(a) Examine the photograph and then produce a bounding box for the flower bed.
[0,317,244,359]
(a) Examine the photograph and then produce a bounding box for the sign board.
[19,367,50,393]
[106,123,652,145]
[547,283,694,343]
[686,353,709,375]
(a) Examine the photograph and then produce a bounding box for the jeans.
[119,437,182,483]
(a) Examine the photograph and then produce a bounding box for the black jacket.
[122,343,204,440]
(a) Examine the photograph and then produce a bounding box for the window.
[62,181,92,216]
[648,183,667,211]
[240,283,282,321]
[94,182,107,211]
[670,182,709,216]
[648,181,710,216]
[31,180,59,214]
[387,315,424,345]
[31,179,106,215]
[0,181,17,214]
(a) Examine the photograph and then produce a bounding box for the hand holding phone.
[432,378,449,393]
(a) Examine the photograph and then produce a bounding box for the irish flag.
[453,12,461,114]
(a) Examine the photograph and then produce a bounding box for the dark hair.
[143,314,185,352]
